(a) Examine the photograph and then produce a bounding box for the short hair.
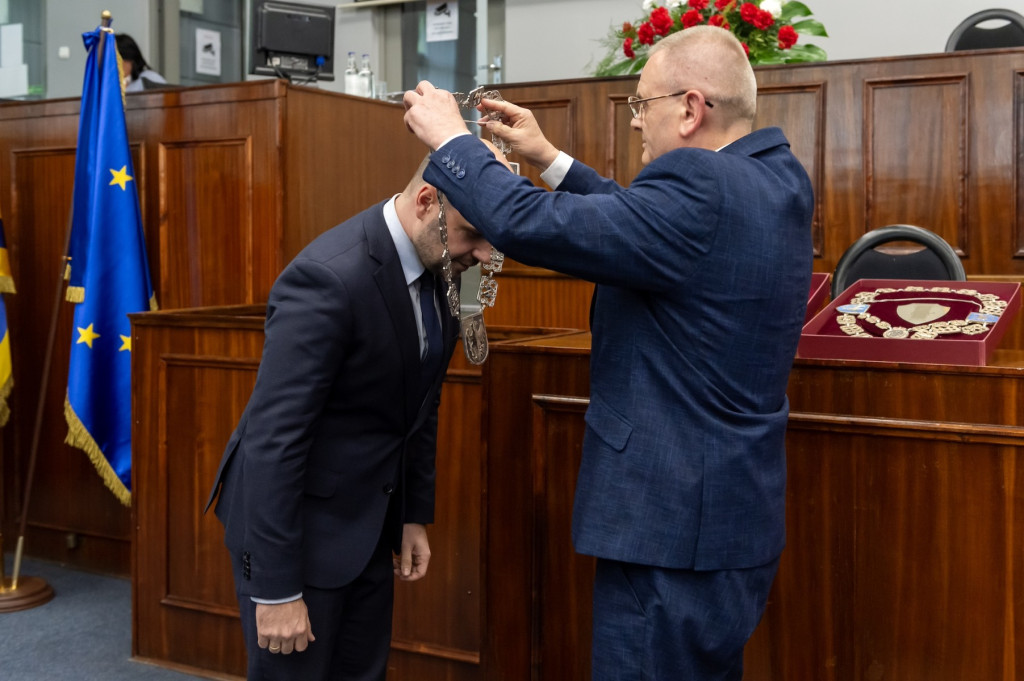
[649,26,757,122]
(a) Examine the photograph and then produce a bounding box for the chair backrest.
[945,8,1024,51]
[831,224,966,298]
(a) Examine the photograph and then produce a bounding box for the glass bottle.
[357,54,374,98]
[344,51,359,95]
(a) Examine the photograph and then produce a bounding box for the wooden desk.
[481,333,1024,680]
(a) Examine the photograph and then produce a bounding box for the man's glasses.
[627,90,714,119]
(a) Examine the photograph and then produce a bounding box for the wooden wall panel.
[1016,69,1024,258]
[531,395,592,681]
[609,93,643,187]
[159,139,255,307]
[389,350,483,681]
[132,309,265,678]
[481,336,592,681]
[864,75,969,250]
[282,89,426,261]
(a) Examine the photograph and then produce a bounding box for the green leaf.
[783,43,828,62]
[791,19,828,37]
[780,1,813,21]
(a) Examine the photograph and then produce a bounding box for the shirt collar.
[383,194,426,287]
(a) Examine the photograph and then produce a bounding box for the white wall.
[46,0,153,97]
[504,0,1024,83]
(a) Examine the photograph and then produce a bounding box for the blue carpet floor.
[0,555,211,680]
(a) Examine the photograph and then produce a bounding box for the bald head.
[649,26,757,124]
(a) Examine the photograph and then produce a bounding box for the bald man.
[405,26,814,680]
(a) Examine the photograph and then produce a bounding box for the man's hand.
[403,81,471,150]
[393,523,431,581]
[477,98,560,170]
[256,599,315,655]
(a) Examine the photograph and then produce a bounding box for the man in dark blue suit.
[404,26,814,681]
[205,155,496,681]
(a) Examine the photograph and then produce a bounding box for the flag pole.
[0,8,113,613]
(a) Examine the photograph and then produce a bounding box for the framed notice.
[195,28,222,77]
[426,1,458,43]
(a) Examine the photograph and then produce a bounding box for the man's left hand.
[393,523,431,581]
[403,81,469,150]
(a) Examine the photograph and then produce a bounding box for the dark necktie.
[419,272,443,393]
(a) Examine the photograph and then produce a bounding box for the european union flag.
[0,214,14,427]
[65,24,155,506]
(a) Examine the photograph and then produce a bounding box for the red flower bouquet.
[595,0,827,76]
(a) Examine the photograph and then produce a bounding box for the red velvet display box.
[805,272,831,324]
[798,279,1021,365]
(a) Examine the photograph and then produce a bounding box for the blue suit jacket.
[205,201,459,599]
[425,128,813,570]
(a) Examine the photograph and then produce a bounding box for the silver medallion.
[461,310,489,365]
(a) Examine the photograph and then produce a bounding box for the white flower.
[642,0,659,11]
[760,0,783,17]
[668,1,686,7]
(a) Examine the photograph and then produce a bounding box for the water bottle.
[357,54,374,98]
[344,52,359,95]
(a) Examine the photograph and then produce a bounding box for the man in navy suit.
[404,26,814,681]
[205,154,496,681]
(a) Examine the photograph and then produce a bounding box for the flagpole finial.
[101,11,112,27]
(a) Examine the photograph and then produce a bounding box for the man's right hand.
[256,598,315,655]
[477,98,560,171]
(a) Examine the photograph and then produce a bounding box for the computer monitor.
[249,0,335,82]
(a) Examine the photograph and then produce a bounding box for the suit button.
[383,483,395,495]
[457,170,466,178]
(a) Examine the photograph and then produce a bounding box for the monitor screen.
[250,0,335,82]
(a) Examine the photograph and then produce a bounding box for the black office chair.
[831,224,966,298]
[945,9,1024,51]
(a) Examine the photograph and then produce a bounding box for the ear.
[414,184,437,220]
[678,90,707,138]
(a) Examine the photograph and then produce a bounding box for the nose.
[630,116,642,131]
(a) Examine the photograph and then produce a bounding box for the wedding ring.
[269,645,281,653]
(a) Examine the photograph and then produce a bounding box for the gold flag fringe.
[150,294,158,312]
[64,395,131,507]
[0,373,11,427]
[66,285,85,303]
[0,275,15,294]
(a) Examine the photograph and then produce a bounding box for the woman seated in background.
[115,33,167,92]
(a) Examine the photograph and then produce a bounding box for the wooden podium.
[130,305,583,679]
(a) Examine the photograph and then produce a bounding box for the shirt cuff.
[437,131,473,150]
[251,592,303,605]
[539,151,573,189]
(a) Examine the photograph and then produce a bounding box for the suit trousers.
[234,530,395,681]
[591,556,779,681]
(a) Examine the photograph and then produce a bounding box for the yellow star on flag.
[76,323,100,348]
[119,335,132,352]
[109,165,133,191]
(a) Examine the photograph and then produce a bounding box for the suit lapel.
[365,205,422,425]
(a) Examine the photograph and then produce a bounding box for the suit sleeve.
[403,389,439,525]
[425,135,720,292]
[237,257,353,599]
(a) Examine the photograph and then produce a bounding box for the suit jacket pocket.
[584,393,633,452]
[304,468,340,498]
